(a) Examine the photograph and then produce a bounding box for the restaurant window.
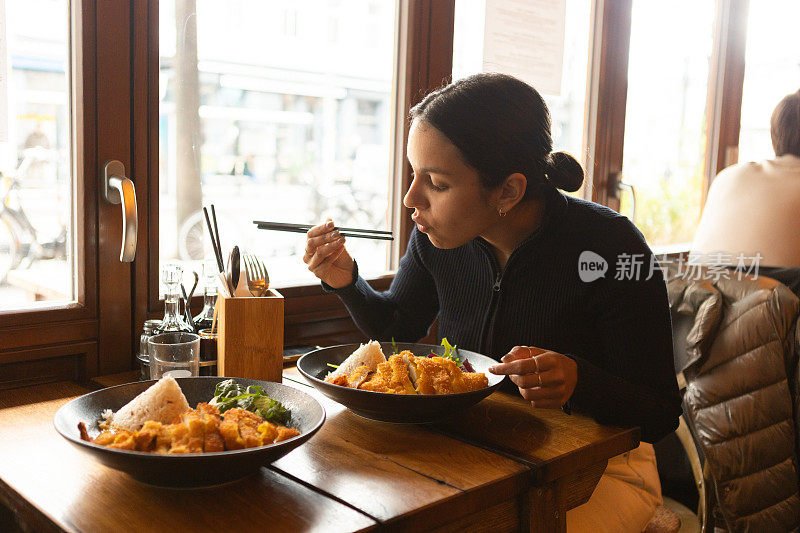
[737,0,800,164]
[451,0,593,176]
[0,0,73,311]
[159,0,397,295]
[618,0,716,247]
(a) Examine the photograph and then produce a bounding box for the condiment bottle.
[193,260,217,331]
[153,262,194,334]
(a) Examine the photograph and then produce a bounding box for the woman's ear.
[497,173,528,212]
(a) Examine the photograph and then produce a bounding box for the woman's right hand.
[303,220,355,288]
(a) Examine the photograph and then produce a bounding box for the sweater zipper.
[480,255,504,355]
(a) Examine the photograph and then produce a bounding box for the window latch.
[102,160,138,262]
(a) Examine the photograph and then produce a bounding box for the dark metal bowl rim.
[54,379,325,458]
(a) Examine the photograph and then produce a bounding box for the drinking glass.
[149,332,200,379]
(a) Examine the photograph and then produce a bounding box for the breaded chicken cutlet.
[326,350,488,395]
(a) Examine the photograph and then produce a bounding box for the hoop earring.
[498,208,507,217]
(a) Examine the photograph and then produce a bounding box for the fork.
[243,253,269,297]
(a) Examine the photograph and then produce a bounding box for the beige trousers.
[566,443,662,533]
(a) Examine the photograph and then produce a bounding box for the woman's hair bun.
[547,151,584,192]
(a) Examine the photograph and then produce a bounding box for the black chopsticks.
[253,221,393,241]
[204,205,225,271]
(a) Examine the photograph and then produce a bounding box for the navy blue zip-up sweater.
[325,186,682,443]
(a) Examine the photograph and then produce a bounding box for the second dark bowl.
[297,342,503,423]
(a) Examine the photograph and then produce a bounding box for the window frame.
[135,0,456,347]
[0,0,137,386]
[598,0,750,222]
[706,0,749,188]
[1,0,759,383]
[138,0,756,347]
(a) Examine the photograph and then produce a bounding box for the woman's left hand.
[488,346,578,409]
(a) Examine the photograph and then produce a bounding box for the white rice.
[109,376,190,432]
[98,409,114,430]
[326,340,386,380]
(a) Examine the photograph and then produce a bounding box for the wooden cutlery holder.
[217,289,284,382]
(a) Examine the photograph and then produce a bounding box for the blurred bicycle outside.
[0,147,67,284]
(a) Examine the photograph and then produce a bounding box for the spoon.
[227,246,240,297]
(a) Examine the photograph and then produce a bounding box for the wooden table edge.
[431,423,640,485]
[0,477,75,533]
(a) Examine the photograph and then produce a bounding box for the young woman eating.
[303,73,681,532]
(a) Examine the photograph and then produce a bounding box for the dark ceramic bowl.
[53,377,325,487]
[297,342,504,423]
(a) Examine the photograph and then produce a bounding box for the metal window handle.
[103,160,138,262]
[617,181,637,223]
[608,172,637,223]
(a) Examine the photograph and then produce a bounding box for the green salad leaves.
[211,379,290,425]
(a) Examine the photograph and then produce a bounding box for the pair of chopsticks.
[253,221,393,241]
[203,205,224,334]
[203,205,225,272]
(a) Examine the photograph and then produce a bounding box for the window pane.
[0,0,73,310]
[452,0,592,171]
[738,0,800,164]
[159,0,396,293]
[620,0,715,247]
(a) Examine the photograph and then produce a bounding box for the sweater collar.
[474,185,569,256]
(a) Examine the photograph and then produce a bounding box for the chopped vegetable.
[211,379,290,425]
[391,337,399,355]
[431,338,478,372]
[439,337,461,366]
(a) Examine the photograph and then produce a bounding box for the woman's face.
[404,119,501,249]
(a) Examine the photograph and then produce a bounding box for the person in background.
[691,89,800,294]
[23,123,50,150]
[21,122,53,182]
[304,73,681,532]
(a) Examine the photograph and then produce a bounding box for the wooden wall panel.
[0,343,97,390]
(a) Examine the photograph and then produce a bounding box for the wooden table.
[0,368,639,532]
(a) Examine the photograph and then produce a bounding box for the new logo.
[578,251,607,282]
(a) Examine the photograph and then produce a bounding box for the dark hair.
[409,73,583,197]
[771,89,800,157]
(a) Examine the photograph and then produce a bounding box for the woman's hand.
[488,346,578,409]
[303,220,355,288]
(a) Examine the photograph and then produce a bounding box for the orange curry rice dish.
[79,403,300,454]
[77,377,300,454]
[325,341,488,395]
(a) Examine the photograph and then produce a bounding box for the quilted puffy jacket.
[667,267,800,532]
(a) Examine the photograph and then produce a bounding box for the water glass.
[149,332,200,379]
